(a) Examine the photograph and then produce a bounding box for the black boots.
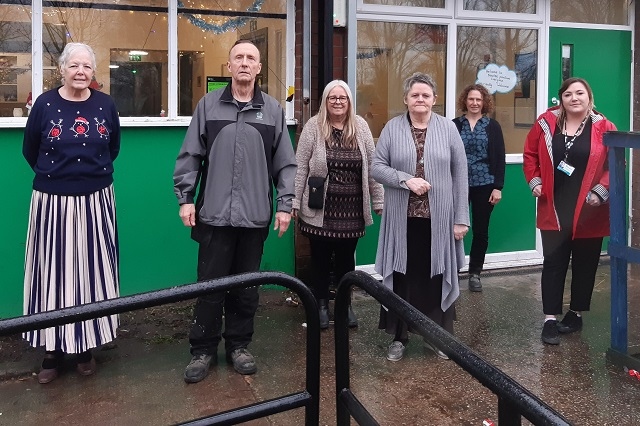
[318,299,330,329]
[347,304,358,328]
[318,299,358,329]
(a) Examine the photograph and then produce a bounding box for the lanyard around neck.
[563,115,588,161]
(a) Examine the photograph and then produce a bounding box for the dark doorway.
[110,62,162,117]
[179,52,195,116]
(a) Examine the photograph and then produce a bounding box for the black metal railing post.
[0,272,320,426]
[334,270,571,426]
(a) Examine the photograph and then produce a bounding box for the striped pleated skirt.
[23,185,120,353]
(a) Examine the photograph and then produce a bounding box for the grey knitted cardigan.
[371,112,469,311]
[292,114,384,227]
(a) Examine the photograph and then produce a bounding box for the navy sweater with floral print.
[23,87,120,196]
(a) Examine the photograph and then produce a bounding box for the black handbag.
[307,176,326,209]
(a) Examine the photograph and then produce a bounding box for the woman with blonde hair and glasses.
[524,77,615,345]
[293,79,383,329]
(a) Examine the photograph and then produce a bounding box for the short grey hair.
[59,43,97,72]
[403,72,437,99]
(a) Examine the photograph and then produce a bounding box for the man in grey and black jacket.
[173,39,296,383]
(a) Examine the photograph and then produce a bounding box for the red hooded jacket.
[523,107,616,238]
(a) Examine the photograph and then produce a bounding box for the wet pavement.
[1,263,640,425]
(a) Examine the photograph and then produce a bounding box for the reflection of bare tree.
[550,0,626,25]
[43,6,109,66]
[0,5,32,98]
[356,21,446,134]
[463,0,535,13]
[364,0,444,6]
[457,26,536,87]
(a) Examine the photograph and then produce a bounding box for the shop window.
[456,26,538,154]
[43,1,169,117]
[363,0,445,7]
[463,0,535,14]
[551,0,628,25]
[3,0,290,120]
[177,0,288,116]
[0,5,32,118]
[356,21,447,138]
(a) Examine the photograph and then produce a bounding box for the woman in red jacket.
[523,77,616,345]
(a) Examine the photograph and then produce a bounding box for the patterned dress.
[299,127,365,239]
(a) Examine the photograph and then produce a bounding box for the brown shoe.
[38,368,59,384]
[76,357,96,376]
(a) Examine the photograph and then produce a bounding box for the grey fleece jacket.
[173,84,296,228]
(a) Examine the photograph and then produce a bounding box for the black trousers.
[379,217,454,338]
[189,226,266,356]
[540,229,602,315]
[468,184,496,274]
[308,237,359,300]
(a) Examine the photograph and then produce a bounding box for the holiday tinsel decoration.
[178,0,265,34]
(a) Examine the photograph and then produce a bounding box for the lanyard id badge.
[557,160,575,176]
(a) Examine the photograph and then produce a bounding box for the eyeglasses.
[327,96,349,104]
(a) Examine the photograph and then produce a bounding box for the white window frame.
[357,0,454,18]
[0,0,296,127]
[455,0,543,23]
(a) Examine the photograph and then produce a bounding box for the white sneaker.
[424,340,449,360]
[386,341,405,361]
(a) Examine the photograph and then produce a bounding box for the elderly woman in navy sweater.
[372,72,469,362]
[22,42,121,384]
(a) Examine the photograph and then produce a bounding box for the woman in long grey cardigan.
[371,73,469,362]
[293,80,384,329]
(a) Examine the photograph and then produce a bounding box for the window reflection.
[363,0,444,7]
[550,0,628,25]
[457,26,538,154]
[463,0,536,14]
[34,0,288,117]
[42,2,169,117]
[356,21,447,138]
[177,11,287,116]
[0,4,32,117]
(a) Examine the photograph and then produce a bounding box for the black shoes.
[541,320,560,345]
[468,274,482,292]
[318,299,358,328]
[318,299,330,329]
[557,310,583,334]
[347,304,358,328]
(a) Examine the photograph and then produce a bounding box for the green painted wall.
[355,163,538,265]
[1,126,296,319]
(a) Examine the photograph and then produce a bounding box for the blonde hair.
[316,80,357,149]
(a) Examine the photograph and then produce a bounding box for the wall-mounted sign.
[476,63,517,94]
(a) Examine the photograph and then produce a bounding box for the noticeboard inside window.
[207,76,231,93]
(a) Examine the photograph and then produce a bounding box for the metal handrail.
[334,270,571,426]
[0,272,320,426]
